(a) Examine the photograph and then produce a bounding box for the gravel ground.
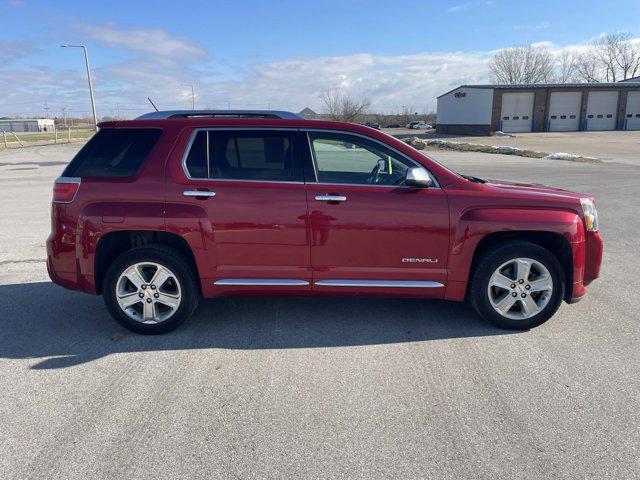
[0,143,638,479]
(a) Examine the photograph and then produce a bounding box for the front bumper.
[570,231,603,301]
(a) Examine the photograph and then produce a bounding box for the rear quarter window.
[63,128,161,177]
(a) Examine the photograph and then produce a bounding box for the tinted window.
[308,132,415,186]
[64,128,161,177]
[184,130,297,181]
[184,131,208,178]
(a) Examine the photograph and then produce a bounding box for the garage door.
[500,92,534,133]
[624,92,640,130]
[548,92,582,131]
[586,91,618,131]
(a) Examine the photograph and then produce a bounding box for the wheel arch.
[467,230,573,302]
[94,230,200,295]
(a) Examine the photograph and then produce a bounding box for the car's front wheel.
[470,241,565,330]
[103,245,200,334]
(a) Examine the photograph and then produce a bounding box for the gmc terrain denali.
[47,110,603,334]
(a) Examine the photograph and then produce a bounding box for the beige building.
[437,81,640,135]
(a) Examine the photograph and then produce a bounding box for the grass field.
[0,129,95,149]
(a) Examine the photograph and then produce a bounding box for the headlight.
[581,198,599,232]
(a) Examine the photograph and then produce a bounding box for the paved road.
[1,144,639,479]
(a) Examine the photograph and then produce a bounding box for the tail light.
[53,177,81,203]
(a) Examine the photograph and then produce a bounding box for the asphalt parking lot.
[1,143,639,479]
[386,129,640,165]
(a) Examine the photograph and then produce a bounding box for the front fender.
[444,207,585,301]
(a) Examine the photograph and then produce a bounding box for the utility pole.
[44,100,50,118]
[61,107,67,127]
[181,84,195,109]
[61,44,99,131]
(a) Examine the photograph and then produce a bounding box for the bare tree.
[574,53,601,82]
[613,33,640,80]
[556,51,579,83]
[575,32,640,82]
[489,45,555,84]
[320,88,371,122]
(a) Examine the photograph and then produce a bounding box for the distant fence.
[0,128,95,149]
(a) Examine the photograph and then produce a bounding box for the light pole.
[181,83,195,109]
[61,44,98,131]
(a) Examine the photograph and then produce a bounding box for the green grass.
[0,130,95,149]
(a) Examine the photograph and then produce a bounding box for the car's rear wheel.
[103,245,200,334]
[470,241,565,330]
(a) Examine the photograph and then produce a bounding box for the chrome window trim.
[205,130,210,178]
[181,127,301,183]
[314,280,444,288]
[303,129,441,189]
[214,279,309,286]
[305,129,319,181]
[310,181,427,190]
[180,127,440,189]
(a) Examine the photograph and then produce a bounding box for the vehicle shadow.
[0,282,517,369]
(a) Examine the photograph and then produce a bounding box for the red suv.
[47,110,603,334]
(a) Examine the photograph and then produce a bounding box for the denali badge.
[402,258,438,263]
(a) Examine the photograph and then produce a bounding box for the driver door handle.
[183,190,216,197]
[315,195,347,202]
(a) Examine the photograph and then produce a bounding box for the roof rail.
[136,109,303,120]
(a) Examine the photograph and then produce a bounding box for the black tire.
[469,241,565,330]
[103,245,200,334]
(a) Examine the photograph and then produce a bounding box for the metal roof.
[437,82,640,98]
[136,109,302,120]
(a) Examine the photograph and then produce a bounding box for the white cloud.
[78,23,205,59]
[4,0,28,7]
[0,40,38,66]
[448,2,472,13]
[530,41,555,49]
[2,23,639,119]
[449,0,493,13]
[199,51,491,113]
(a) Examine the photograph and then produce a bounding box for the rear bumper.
[46,234,96,294]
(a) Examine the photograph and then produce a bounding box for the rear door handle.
[315,195,347,202]
[183,190,216,197]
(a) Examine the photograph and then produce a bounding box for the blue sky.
[1,0,639,118]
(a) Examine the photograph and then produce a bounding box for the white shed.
[436,87,494,135]
[0,118,56,133]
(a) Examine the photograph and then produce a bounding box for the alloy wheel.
[115,262,182,324]
[487,257,553,320]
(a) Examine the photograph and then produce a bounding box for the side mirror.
[404,167,432,188]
